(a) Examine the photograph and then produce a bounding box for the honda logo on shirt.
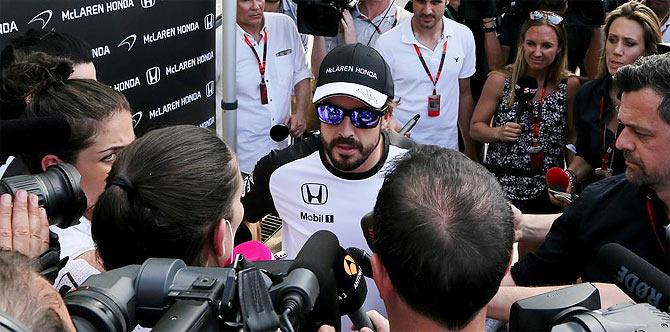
[204,14,214,30]
[206,80,214,97]
[146,66,161,85]
[301,183,328,205]
[141,0,156,8]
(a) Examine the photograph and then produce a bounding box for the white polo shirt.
[661,14,669,43]
[324,2,411,50]
[375,16,475,149]
[217,13,311,173]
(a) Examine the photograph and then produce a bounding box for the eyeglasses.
[316,103,386,129]
[529,11,563,25]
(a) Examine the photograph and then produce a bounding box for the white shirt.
[323,1,412,50]
[216,13,311,173]
[375,16,476,149]
[661,14,669,43]
[50,216,95,260]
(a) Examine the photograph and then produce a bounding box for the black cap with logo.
[312,43,393,110]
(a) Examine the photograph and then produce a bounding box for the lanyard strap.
[646,196,668,255]
[598,96,624,170]
[413,40,448,95]
[528,83,548,147]
[243,30,268,82]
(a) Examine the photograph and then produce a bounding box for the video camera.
[509,283,670,331]
[0,163,86,228]
[63,230,371,332]
[294,0,358,36]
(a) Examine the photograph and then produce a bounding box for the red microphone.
[546,167,570,192]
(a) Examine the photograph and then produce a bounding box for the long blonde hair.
[506,16,570,107]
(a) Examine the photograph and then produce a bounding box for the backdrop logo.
[28,10,53,29]
[118,34,137,52]
[206,80,214,97]
[131,111,143,128]
[204,13,214,30]
[146,66,161,85]
[301,183,328,205]
[141,0,156,8]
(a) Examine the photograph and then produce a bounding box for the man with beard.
[374,0,478,159]
[487,54,670,320]
[242,43,414,317]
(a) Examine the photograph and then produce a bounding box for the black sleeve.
[573,86,593,163]
[510,196,590,286]
[242,153,278,222]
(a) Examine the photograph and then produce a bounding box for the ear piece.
[360,211,377,252]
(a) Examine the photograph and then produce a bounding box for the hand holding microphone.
[496,122,522,142]
[546,167,577,206]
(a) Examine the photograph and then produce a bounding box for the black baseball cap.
[313,43,393,110]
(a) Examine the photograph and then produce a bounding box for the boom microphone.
[0,116,71,156]
[334,247,374,330]
[546,167,570,192]
[597,243,670,312]
[279,230,341,316]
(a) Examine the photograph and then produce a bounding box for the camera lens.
[0,163,87,228]
[270,124,290,142]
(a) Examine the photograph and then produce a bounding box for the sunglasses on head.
[316,103,386,129]
[529,10,563,25]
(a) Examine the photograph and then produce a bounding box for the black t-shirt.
[573,75,625,180]
[511,175,669,286]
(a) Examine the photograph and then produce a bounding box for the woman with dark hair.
[563,1,662,193]
[470,11,581,213]
[2,53,135,261]
[92,125,243,270]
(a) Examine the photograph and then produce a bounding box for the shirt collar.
[353,1,397,23]
[236,16,269,40]
[401,16,452,46]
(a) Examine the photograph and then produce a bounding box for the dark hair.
[2,52,130,172]
[0,28,92,71]
[372,145,514,330]
[92,125,241,270]
[0,250,65,332]
[614,54,670,124]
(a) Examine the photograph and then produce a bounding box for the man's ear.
[371,253,395,301]
[41,155,63,172]
[212,218,231,267]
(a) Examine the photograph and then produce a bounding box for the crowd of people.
[1,0,669,331]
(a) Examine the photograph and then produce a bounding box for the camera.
[510,283,670,331]
[0,163,86,228]
[294,0,359,36]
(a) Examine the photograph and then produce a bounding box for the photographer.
[2,53,135,262]
[310,0,411,78]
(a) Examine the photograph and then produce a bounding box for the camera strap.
[413,40,448,96]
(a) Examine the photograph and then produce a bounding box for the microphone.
[546,167,570,192]
[334,247,374,330]
[597,243,670,312]
[232,240,273,262]
[0,116,71,157]
[515,76,538,123]
[346,247,373,278]
[279,230,341,316]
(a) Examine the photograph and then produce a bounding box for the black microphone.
[597,243,670,312]
[1,116,71,157]
[334,247,374,330]
[279,230,341,316]
[514,76,538,123]
[346,247,373,278]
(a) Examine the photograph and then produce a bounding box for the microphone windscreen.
[345,247,372,278]
[546,167,570,191]
[333,247,367,315]
[233,240,273,262]
[597,243,670,312]
[0,117,71,155]
[290,230,340,289]
[515,76,538,102]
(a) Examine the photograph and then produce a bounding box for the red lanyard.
[646,196,668,255]
[529,85,547,147]
[413,40,448,95]
[243,30,268,83]
[598,96,624,171]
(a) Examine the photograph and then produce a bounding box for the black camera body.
[294,0,358,36]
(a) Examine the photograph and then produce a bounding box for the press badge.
[428,94,440,117]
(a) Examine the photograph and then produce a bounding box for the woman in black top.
[566,2,661,191]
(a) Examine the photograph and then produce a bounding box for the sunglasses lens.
[317,104,344,125]
[351,109,381,129]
